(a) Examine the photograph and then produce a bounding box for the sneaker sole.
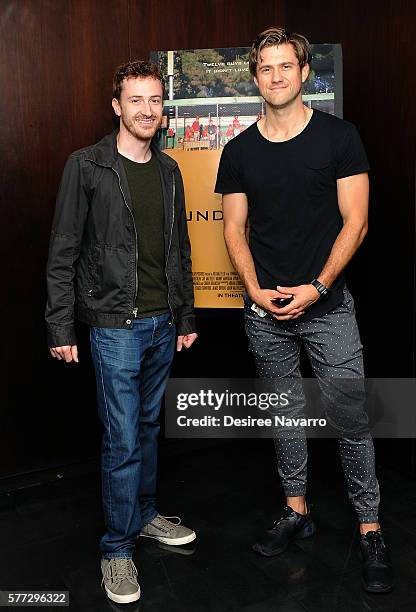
[361,580,394,594]
[157,541,196,555]
[139,531,196,546]
[103,584,140,604]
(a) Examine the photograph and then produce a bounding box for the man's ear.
[301,63,310,84]
[254,75,259,89]
[112,98,121,117]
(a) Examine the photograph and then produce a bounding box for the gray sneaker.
[101,557,140,604]
[139,514,196,545]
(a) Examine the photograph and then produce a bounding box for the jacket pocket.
[85,244,100,298]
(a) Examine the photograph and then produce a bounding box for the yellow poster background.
[166,149,244,308]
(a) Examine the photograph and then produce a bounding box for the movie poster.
[150,46,342,308]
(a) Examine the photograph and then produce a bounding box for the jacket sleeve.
[174,166,196,336]
[45,154,90,347]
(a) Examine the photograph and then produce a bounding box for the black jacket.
[45,131,195,347]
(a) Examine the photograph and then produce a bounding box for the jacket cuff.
[47,324,77,348]
[176,314,196,336]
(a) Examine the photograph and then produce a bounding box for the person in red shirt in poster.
[226,123,235,142]
[192,116,200,140]
[184,125,193,141]
[232,115,241,135]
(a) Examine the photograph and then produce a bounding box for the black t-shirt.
[215,110,370,320]
[120,153,169,318]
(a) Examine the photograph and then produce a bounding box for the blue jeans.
[90,312,176,559]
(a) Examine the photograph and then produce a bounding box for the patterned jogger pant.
[244,286,380,523]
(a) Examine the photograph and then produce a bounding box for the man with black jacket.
[46,61,197,605]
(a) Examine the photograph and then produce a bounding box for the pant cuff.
[357,515,379,524]
[101,552,133,560]
[141,508,158,529]
[283,488,307,497]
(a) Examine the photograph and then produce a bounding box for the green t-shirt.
[120,153,169,317]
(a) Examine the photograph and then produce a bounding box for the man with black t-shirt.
[46,61,197,604]
[215,27,394,593]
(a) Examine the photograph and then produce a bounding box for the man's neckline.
[256,108,315,144]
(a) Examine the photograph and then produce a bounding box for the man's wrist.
[310,279,331,299]
[246,284,261,300]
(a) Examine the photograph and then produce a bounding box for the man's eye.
[283,65,291,70]
[151,99,161,104]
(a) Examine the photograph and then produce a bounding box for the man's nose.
[141,100,152,115]
[271,67,284,82]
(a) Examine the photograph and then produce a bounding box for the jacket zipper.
[165,176,175,321]
[112,166,139,318]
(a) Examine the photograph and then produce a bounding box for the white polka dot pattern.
[243,286,380,522]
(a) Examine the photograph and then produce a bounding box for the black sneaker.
[253,505,316,557]
[359,530,394,593]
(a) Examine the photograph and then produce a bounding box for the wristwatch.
[311,279,331,299]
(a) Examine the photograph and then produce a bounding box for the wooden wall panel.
[2,0,415,479]
[129,0,285,58]
[0,0,130,477]
[287,0,416,377]
[1,0,129,303]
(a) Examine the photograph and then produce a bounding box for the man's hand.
[249,288,295,316]
[177,333,198,351]
[49,345,79,363]
[271,284,320,320]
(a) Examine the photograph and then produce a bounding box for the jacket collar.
[86,130,178,170]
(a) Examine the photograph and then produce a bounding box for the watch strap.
[311,279,330,299]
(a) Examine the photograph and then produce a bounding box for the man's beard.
[122,113,161,140]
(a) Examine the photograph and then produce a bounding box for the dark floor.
[1,439,415,612]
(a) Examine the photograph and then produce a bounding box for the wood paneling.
[287,0,416,376]
[0,0,130,477]
[1,0,415,479]
[1,0,130,302]
[129,0,285,58]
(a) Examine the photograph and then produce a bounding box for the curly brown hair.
[112,60,165,100]
[249,27,311,76]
